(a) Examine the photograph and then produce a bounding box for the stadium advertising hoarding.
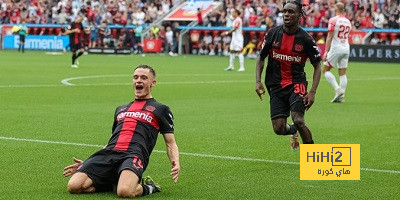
[165,0,219,21]
[349,44,400,63]
[3,35,69,50]
[87,47,131,54]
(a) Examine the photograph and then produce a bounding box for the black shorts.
[19,35,25,42]
[70,42,83,51]
[77,148,147,192]
[267,83,307,119]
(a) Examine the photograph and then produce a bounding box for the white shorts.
[325,51,349,69]
[229,38,243,52]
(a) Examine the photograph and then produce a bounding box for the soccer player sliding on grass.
[63,65,180,198]
[255,1,321,150]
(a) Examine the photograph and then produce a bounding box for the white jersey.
[328,15,351,53]
[230,17,243,51]
[232,17,243,41]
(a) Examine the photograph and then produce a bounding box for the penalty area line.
[0,136,399,175]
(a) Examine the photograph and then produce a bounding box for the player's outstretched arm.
[163,133,180,183]
[63,157,83,177]
[304,62,321,110]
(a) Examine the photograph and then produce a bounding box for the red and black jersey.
[260,26,321,89]
[105,98,174,163]
[68,22,84,44]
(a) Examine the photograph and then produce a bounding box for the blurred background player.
[222,9,245,72]
[18,20,28,53]
[64,16,89,68]
[323,2,351,103]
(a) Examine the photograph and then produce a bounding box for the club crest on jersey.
[145,105,156,112]
[295,44,303,52]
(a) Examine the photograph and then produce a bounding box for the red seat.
[379,33,387,40]
[48,28,54,35]
[111,29,117,38]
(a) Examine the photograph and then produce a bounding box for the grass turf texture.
[0,51,399,199]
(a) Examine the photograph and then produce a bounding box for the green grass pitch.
[0,51,399,199]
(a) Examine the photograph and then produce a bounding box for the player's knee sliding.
[117,186,136,198]
[67,182,83,194]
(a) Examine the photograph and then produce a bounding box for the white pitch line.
[0,136,399,175]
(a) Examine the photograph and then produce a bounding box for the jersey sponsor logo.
[272,51,302,62]
[295,44,303,52]
[117,111,153,123]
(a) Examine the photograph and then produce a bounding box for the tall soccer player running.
[323,2,351,103]
[64,16,88,68]
[63,65,180,198]
[255,1,322,150]
[222,9,245,72]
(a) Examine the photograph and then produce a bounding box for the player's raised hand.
[255,82,266,100]
[63,157,83,177]
[170,161,180,183]
[303,92,315,111]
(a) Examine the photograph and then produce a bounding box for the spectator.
[89,21,98,48]
[370,34,380,45]
[373,8,385,29]
[134,23,144,54]
[197,8,203,26]
[391,35,400,46]
[165,26,174,54]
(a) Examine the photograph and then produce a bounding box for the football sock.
[76,51,84,58]
[303,140,314,144]
[18,44,21,52]
[22,45,24,53]
[339,75,347,93]
[284,124,297,135]
[238,53,244,69]
[141,184,154,196]
[72,53,77,64]
[324,71,339,90]
[229,53,235,68]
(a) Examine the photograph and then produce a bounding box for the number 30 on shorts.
[294,83,306,95]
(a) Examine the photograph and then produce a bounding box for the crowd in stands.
[193,0,400,56]
[1,0,399,54]
[0,0,182,25]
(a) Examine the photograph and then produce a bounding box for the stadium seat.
[55,28,61,35]
[379,33,387,40]
[390,33,398,40]
[111,29,117,38]
[212,30,220,37]
[48,28,54,35]
[33,27,39,35]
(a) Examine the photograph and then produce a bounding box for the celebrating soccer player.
[222,9,245,72]
[63,65,180,198]
[255,1,322,150]
[323,2,351,103]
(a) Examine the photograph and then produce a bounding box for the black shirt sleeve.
[305,36,322,64]
[259,29,273,60]
[111,106,119,134]
[159,106,174,134]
